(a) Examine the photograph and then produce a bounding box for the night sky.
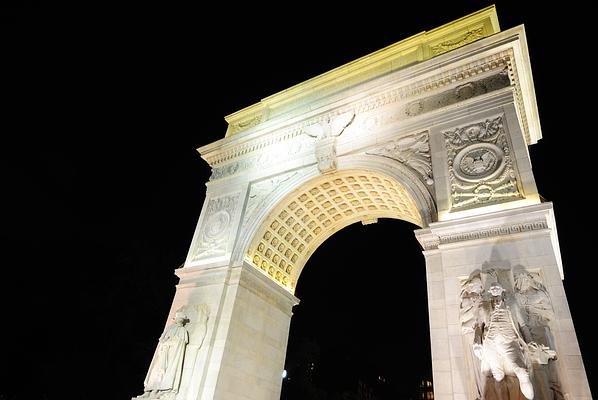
[2,2,596,399]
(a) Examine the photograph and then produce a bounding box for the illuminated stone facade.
[133,6,592,400]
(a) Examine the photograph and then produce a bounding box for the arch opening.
[282,218,432,398]
[245,169,425,293]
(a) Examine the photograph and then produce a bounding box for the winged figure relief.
[303,111,355,140]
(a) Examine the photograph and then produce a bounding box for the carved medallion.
[444,116,522,210]
[204,210,231,239]
[191,193,240,261]
[454,143,504,182]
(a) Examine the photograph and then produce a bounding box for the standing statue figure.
[460,272,485,399]
[137,310,190,400]
[474,281,534,399]
[514,272,563,400]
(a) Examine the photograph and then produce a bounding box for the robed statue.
[137,310,190,399]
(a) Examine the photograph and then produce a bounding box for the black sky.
[1,2,596,399]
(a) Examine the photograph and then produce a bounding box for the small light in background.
[282,369,288,379]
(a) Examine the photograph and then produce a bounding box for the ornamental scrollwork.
[366,131,433,186]
[444,116,523,211]
[191,193,240,260]
[431,27,485,55]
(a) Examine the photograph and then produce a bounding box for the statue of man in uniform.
[473,282,534,399]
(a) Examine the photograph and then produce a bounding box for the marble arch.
[133,6,592,400]
[245,168,427,292]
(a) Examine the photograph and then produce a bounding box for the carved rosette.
[191,194,240,261]
[366,131,433,186]
[444,116,522,211]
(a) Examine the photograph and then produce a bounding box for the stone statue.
[514,272,563,400]
[460,268,561,400]
[136,310,190,400]
[474,281,535,399]
[460,272,485,398]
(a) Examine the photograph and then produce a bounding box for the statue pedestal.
[482,376,528,400]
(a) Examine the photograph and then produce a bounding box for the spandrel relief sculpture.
[460,268,562,400]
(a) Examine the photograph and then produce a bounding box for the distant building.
[357,378,376,400]
[419,379,434,400]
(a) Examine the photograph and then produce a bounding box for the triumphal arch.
[134,7,592,400]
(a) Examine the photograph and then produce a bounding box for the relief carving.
[460,267,562,400]
[227,114,262,135]
[242,171,299,228]
[210,137,307,181]
[192,194,240,260]
[366,131,433,185]
[205,53,514,171]
[134,305,210,400]
[444,116,522,211]
[431,27,485,55]
[399,70,510,119]
[210,161,246,181]
[304,111,355,173]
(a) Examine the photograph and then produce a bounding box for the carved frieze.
[418,219,549,251]
[227,115,263,135]
[203,51,516,170]
[444,115,523,211]
[431,27,485,56]
[210,161,244,181]
[191,193,240,260]
[366,131,433,185]
[209,137,306,181]
[440,220,548,245]
[399,70,510,119]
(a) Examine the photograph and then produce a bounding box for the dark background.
[1,2,595,399]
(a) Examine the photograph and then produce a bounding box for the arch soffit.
[237,155,437,293]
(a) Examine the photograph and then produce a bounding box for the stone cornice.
[199,25,539,174]
[415,202,556,251]
[175,263,232,288]
[223,7,500,136]
[201,51,515,172]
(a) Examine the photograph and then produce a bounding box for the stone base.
[483,376,527,400]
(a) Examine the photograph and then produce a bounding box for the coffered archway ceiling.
[245,169,423,293]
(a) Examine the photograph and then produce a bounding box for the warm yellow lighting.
[245,169,423,293]
[224,6,500,137]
